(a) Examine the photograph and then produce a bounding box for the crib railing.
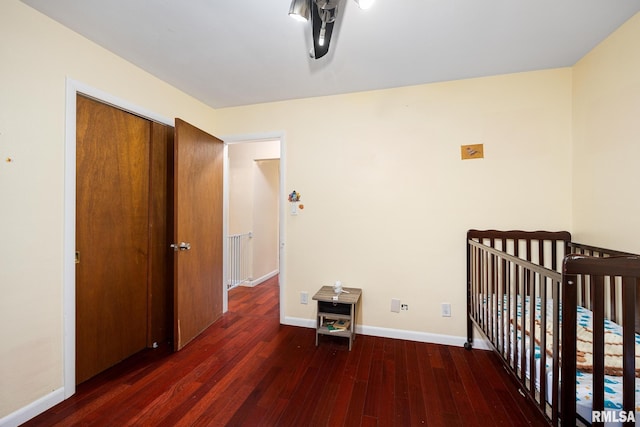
[227,232,252,290]
[561,255,640,426]
[467,234,564,422]
[466,230,572,424]
[568,242,638,329]
[467,230,640,426]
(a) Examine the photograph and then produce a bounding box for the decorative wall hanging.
[289,190,302,215]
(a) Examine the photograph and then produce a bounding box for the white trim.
[67,79,172,126]
[281,318,492,350]
[220,131,286,325]
[282,316,315,329]
[278,136,286,325]
[359,324,491,350]
[222,144,229,313]
[241,269,279,288]
[63,79,77,399]
[220,132,283,144]
[0,388,64,427]
[62,77,174,407]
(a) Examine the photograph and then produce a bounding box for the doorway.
[222,136,285,320]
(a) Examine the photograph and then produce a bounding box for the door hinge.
[75,251,80,264]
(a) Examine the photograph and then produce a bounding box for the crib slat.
[561,271,578,426]
[528,268,536,395]
[592,275,605,426]
[519,266,527,387]
[610,276,617,324]
[552,280,561,425]
[539,274,548,414]
[492,252,496,342]
[622,277,636,421]
[506,260,513,369]
[482,249,488,340]
[495,254,500,355]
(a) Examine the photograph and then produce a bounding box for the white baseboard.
[283,316,315,329]
[282,316,491,350]
[0,387,64,427]
[360,324,492,350]
[241,269,278,288]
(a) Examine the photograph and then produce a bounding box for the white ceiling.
[21,0,640,109]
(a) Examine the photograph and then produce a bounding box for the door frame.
[63,78,173,398]
[220,133,286,323]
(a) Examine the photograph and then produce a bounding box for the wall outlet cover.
[441,303,451,317]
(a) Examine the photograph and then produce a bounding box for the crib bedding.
[518,300,640,372]
[483,294,640,415]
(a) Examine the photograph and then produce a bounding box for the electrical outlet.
[401,304,408,311]
[441,303,451,317]
[300,292,308,304]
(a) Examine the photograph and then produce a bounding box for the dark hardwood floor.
[23,276,549,426]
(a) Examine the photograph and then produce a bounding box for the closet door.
[76,95,150,383]
[173,118,224,350]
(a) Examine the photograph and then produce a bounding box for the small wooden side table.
[312,286,362,350]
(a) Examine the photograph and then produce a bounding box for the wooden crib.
[466,230,640,426]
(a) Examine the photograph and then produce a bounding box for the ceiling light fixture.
[288,0,310,22]
[289,0,374,59]
[354,0,374,9]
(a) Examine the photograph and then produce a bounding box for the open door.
[173,119,224,350]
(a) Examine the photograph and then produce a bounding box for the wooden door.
[173,119,224,350]
[76,95,149,383]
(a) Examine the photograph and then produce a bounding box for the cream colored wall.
[572,13,640,254]
[215,69,573,338]
[228,144,255,235]
[0,0,218,419]
[253,159,280,280]
[228,141,280,234]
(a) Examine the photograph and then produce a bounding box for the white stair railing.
[227,232,252,290]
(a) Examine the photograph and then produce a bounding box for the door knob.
[170,242,191,251]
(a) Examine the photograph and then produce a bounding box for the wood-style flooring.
[23,276,549,426]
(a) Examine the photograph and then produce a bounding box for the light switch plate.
[391,298,401,313]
